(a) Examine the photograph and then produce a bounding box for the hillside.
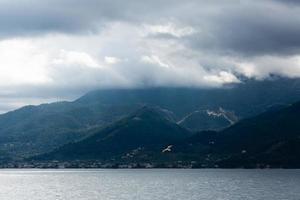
[1,77,300,159]
[39,106,191,162]
[33,101,300,168]
[213,101,300,168]
[0,101,137,158]
[172,102,300,168]
[178,108,238,131]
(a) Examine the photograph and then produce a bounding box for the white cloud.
[53,50,100,68]
[231,55,300,79]
[0,39,51,86]
[0,1,300,112]
[104,56,121,65]
[141,55,170,68]
[144,22,196,38]
[204,71,240,84]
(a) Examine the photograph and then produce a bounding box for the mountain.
[34,101,300,168]
[172,101,300,168]
[38,106,191,162]
[1,77,300,159]
[0,101,137,159]
[212,101,300,168]
[178,108,238,131]
[78,78,300,118]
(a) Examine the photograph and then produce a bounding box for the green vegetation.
[0,78,300,167]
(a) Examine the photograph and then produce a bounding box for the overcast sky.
[1,0,300,113]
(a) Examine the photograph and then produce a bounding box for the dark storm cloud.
[1,0,300,113]
[273,0,300,5]
[1,0,300,57]
[0,0,179,37]
[179,0,300,57]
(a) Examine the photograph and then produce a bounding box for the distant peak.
[130,105,176,122]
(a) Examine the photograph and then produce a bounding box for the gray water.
[0,169,299,200]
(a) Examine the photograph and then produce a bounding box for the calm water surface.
[0,169,299,200]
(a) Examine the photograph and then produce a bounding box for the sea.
[0,169,299,200]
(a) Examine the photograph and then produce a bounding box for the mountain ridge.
[37,105,191,162]
[1,78,300,161]
[31,100,300,168]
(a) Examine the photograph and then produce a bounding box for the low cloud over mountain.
[1,0,300,112]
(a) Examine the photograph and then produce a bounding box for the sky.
[1,0,300,113]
